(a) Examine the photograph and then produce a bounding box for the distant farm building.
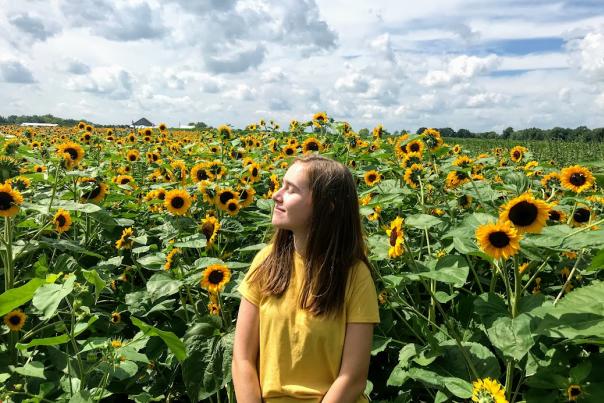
[132,118,154,128]
[20,123,58,127]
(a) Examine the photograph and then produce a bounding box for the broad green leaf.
[405,214,442,230]
[587,248,604,271]
[137,253,166,270]
[130,317,186,362]
[487,314,535,361]
[371,335,392,356]
[418,255,469,288]
[82,269,105,301]
[173,234,207,248]
[14,361,46,379]
[0,278,44,316]
[146,273,182,301]
[32,275,76,320]
[17,316,98,349]
[474,293,509,328]
[236,243,267,252]
[112,360,139,380]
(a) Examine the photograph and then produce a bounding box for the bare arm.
[321,323,374,403]
[232,298,263,403]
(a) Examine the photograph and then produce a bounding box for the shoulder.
[248,243,274,272]
[346,259,374,290]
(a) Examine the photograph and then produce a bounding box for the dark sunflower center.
[196,170,208,181]
[549,210,561,221]
[409,143,420,152]
[513,151,521,159]
[252,167,258,177]
[219,191,234,204]
[65,148,79,160]
[306,142,319,151]
[202,222,215,240]
[240,190,248,200]
[569,172,586,187]
[569,386,581,397]
[129,155,136,161]
[157,192,166,200]
[56,215,66,227]
[83,185,101,200]
[208,270,224,284]
[269,181,276,192]
[508,201,538,226]
[9,314,21,325]
[228,202,237,211]
[171,197,185,209]
[285,148,294,155]
[573,208,590,223]
[120,178,130,184]
[368,174,377,182]
[488,231,510,248]
[456,171,468,180]
[389,228,398,246]
[0,192,14,210]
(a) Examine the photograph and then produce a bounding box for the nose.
[272,186,283,203]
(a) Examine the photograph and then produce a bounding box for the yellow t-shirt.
[237,244,380,403]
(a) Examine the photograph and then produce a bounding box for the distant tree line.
[414,126,604,142]
[0,114,93,127]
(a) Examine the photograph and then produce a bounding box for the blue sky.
[0,0,603,132]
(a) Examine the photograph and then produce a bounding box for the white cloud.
[67,65,133,99]
[335,73,369,92]
[225,83,258,101]
[566,27,604,81]
[8,13,61,41]
[465,92,507,108]
[421,55,500,87]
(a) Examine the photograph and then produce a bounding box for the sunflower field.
[0,116,604,403]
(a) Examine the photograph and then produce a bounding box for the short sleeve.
[237,244,272,306]
[346,261,380,323]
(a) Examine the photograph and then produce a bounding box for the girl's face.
[271,162,313,234]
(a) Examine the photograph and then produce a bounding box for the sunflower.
[165,189,192,215]
[282,144,297,158]
[302,137,322,154]
[475,221,522,260]
[190,163,213,183]
[78,121,86,130]
[4,309,27,331]
[164,248,181,271]
[81,182,108,204]
[111,312,122,324]
[146,151,161,164]
[471,377,508,403]
[225,199,241,216]
[217,124,232,139]
[247,162,261,183]
[111,339,123,348]
[560,165,595,193]
[312,111,328,127]
[85,124,93,132]
[115,227,134,250]
[0,182,24,217]
[56,141,85,168]
[200,264,231,293]
[458,194,473,209]
[420,128,444,151]
[200,214,220,248]
[372,124,384,139]
[386,217,404,258]
[567,384,582,401]
[8,176,30,191]
[158,123,167,131]
[453,155,474,168]
[215,188,239,211]
[499,193,551,234]
[208,301,220,316]
[404,164,423,189]
[548,208,566,223]
[509,146,527,163]
[368,205,382,221]
[401,152,423,169]
[53,209,72,233]
[238,186,256,208]
[406,139,424,155]
[445,170,470,189]
[126,149,140,162]
[571,206,591,227]
[364,170,381,187]
[541,172,560,190]
[115,175,135,187]
[452,144,462,154]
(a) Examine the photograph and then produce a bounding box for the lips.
[274,206,286,213]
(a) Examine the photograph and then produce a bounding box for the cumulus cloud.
[421,55,500,86]
[67,65,133,99]
[0,60,36,83]
[464,92,507,108]
[335,73,370,92]
[61,59,91,75]
[60,0,167,41]
[8,13,60,41]
[225,83,258,101]
[566,27,604,81]
[203,44,267,74]
[269,97,291,111]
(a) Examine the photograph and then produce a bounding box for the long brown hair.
[249,155,370,317]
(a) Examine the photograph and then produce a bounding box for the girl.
[232,155,380,402]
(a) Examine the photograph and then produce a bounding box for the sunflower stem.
[465,255,484,294]
[554,251,583,305]
[4,217,14,291]
[522,258,550,293]
[561,218,604,240]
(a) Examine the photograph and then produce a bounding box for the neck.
[293,231,308,258]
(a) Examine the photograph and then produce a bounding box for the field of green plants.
[0,117,603,403]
